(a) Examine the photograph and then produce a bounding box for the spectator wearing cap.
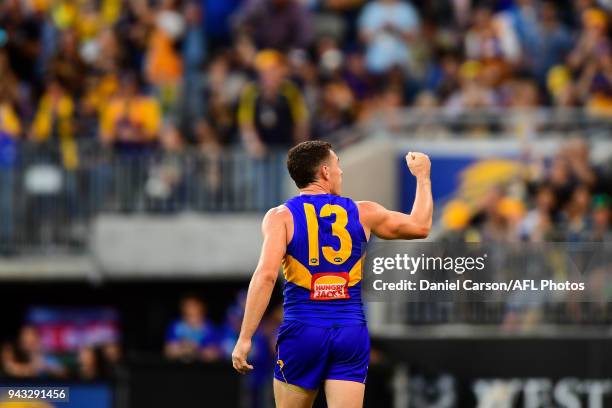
[238,50,308,208]
[239,50,308,155]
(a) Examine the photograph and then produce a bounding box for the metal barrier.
[326,107,612,146]
[1,106,610,254]
[0,141,289,254]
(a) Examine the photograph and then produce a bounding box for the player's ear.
[321,164,330,180]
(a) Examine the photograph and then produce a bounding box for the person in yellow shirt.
[30,79,78,171]
[99,73,162,211]
[99,73,162,153]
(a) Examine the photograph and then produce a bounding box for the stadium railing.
[1,107,610,259]
[326,107,612,147]
[0,141,288,254]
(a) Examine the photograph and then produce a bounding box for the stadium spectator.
[238,49,308,208]
[164,294,221,362]
[46,29,87,97]
[519,183,557,242]
[342,48,374,101]
[30,79,79,171]
[145,124,188,212]
[568,8,610,73]
[311,80,355,139]
[464,5,521,65]
[100,73,162,211]
[202,0,243,50]
[179,2,206,131]
[357,0,420,74]
[99,73,162,151]
[576,46,612,116]
[218,292,246,361]
[144,0,185,116]
[77,346,115,380]
[219,291,277,407]
[590,194,611,241]
[0,0,42,85]
[509,1,573,85]
[1,325,66,378]
[182,1,206,77]
[195,54,246,147]
[233,0,313,51]
[559,184,593,242]
[423,51,462,101]
[362,84,405,135]
[444,60,498,114]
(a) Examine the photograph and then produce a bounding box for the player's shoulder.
[355,200,386,214]
[262,204,292,226]
[355,200,388,226]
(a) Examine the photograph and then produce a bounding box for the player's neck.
[300,183,331,195]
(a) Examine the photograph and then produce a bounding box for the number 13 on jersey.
[303,203,352,266]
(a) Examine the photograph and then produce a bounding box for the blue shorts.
[273,320,370,390]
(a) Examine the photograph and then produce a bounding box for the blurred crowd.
[2,0,612,248]
[4,0,612,159]
[0,292,280,406]
[437,137,612,330]
[163,293,280,405]
[1,322,121,381]
[440,137,611,243]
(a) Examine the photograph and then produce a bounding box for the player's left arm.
[358,152,433,240]
[232,207,288,374]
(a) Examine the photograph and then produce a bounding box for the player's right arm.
[358,152,432,240]
[232,206,289,374]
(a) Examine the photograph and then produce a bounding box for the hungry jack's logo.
[310,272,350,300]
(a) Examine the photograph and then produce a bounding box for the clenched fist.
[406,152,431,178]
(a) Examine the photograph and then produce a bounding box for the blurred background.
[0,0,612,406]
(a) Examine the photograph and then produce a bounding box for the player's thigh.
[324,379,365,408]
[273,378,318,408]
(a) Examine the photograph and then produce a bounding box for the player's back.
[281,193,367,327]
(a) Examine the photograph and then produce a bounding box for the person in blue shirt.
[164,294,221,362]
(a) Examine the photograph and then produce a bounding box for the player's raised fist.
[406,152,431,178]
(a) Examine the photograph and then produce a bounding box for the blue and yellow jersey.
[281,194,368,327]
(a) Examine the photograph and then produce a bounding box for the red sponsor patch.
[310,272,350,300]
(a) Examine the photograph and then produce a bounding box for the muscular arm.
[358,152,433,240]
[232,207,289,373]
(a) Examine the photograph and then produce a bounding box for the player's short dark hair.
[287,141,333,188]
